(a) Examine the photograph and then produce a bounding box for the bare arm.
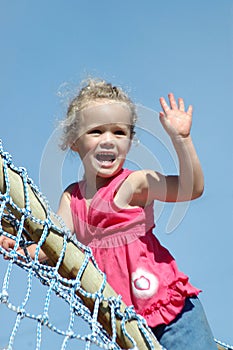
[57,184,76,234]
[0,184,76,262]
[114,94,204,208]
[158,93,204,202]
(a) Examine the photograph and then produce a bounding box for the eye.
[88,129,102,135]
[114,130,127,136]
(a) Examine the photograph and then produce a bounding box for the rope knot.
[37,314,49,326]
[3,151,12,164]
[108,295,122,310]
[95,291,104,302]
[0,290,9,303]
[66,330,74,338]
[17,307,26,318]
[18,167,28,177]
[124,305,137,322]
[21,207,32,218]
[0,193,10,202]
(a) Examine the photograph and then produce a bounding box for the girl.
[0,79,217,349]
[56,79,216,349]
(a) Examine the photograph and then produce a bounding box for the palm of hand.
[159,93,192,139]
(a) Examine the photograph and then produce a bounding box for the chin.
[96,166,123,178]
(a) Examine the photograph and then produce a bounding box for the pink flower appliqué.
[131,268,159,299]
[134,276,150,290]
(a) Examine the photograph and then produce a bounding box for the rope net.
[0,140,232,350]
[0,140,162,350]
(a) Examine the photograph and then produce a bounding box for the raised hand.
[159,93,193,139]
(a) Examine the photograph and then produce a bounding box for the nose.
[99,131,115,148]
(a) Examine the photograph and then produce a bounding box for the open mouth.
[95,152,116,163]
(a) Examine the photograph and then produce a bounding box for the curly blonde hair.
[60,78,137,150]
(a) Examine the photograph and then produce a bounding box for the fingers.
[0,237,28,262]
[168,93,178,109]
[160,93,192,115]
[159,93,176,112]
[0,236,14,251]
[159,97,170,114]
[178,97,185,111]
[160,93,177,113]
[178,98,192,115]
[0,236,15,260]
[187,104,193,116]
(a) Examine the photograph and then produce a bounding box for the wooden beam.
[217,344,229,350]
[0,155,162,350]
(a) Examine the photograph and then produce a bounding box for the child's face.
[71,101,132,180]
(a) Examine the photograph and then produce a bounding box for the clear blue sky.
[0,0,232,348]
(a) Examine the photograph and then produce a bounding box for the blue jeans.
[151,297,217,350]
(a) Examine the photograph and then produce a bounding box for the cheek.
[78,140,97,158]
[121,139,132,153]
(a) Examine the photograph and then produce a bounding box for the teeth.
[96,153,115,162]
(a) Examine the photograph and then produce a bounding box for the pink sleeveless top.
[70,168,200,327]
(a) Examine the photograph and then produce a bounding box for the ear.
[70,141,79,152]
